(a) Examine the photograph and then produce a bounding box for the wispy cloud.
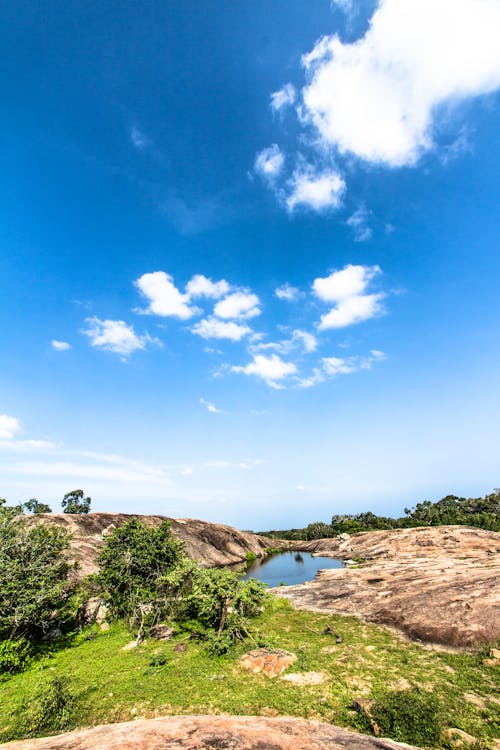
[346,205,372,242]
[275,283,300,302]
[0,414,22,440]
[51,340,71,351]
[130,126,150,150]
[286,166,345,212]
[200,397,226,414]
[192,317,252,341]
[82,317,160,358]
[297,350,385,387]
[270,83,296,112]
[254,145,285,182]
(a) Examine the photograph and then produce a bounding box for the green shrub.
[15,676,80,737]
[98,519,267,649]
[361,688,444,746]
[0,639,32,676]
[0,512,74,639]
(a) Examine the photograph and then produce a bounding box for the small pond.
[243,551,343,587]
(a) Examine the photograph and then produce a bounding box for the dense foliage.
[260,490,500,539]
[98,519,266,650]
[0,508,75,641]
[61,490,91,514]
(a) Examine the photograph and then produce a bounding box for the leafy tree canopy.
[61,490,91,515]
[0,507,74,639]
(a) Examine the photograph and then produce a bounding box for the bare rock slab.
[0,715,421,750]
[281,526,500,648]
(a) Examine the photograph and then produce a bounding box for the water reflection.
[243,551,342,587]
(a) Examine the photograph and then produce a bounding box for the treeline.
[259,490,500,540]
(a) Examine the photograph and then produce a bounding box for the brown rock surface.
[239,648,297,677]
[24,513,286,576]
[276,526,500,647]
[0,715,419,750]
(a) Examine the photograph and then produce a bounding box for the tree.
[97,519,185,624]
[98,519,266,649]
[61,490,91,514]
[23,499,52,515]
[0,508,74,639]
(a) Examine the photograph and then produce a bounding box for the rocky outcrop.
[276,526,500,647]
[24,513,286,576]
[0,715,420,750]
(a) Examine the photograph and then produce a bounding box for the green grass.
[1,599,498,746]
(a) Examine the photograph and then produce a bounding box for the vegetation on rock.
[260,491,500,539]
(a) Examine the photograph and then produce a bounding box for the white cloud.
[82,317,159,358]
[135,271,199,319]
[214,291,261,320]
[271,83,297,111]
[286,166,346,211]
[200,397,225,414]
[347,205,373,242]
[318,293,384,330]
[0,414,22,440]
[297,350,385,387]
[275,283,300,301]
[313,264,381,302]
[192,317,251,341]
[313,264,385,330]
[51,340,71,351]
[231,353,297,389]
[301,0,500,167]
[185,274,230,299]
[254,145,285,181]
[292,329,318,352]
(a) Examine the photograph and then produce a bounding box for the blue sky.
[1,0,500,528]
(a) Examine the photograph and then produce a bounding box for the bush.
[97,519,185,629]
[14,676,80,737]
[359,688,444,746]
[98,519,267,650]
[0,512,75,639]
[0,639,32,676]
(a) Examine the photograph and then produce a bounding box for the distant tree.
[23,499,52,515]
[305,521,333,540]
[61,490,91,515]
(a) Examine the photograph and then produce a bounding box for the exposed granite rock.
[239,648,297,677]
[278,526,500,647]
[24,513,287,576]
[0,715,420,750]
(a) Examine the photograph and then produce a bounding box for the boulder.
[239,648,297,678]
[149,624,174,640]
[77,598,109,626]
[0,715,421,750]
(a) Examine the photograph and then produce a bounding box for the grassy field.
[1,598,498,747]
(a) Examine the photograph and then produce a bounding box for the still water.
[243,551,343,587]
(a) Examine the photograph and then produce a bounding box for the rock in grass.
[239,648,297,678]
